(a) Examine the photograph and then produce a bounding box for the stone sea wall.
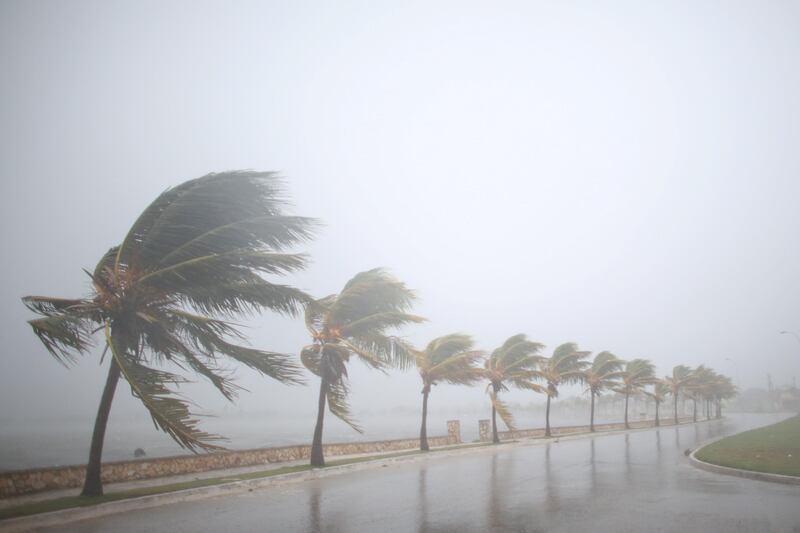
[0,420,462,499]
[477,417,697,442]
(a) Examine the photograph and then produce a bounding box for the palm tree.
[664,365,694,425]
[23,171,314,496]
[538,343,590,437]
[616,359,656,429]
[483,334,546,444]
[712,374,737,418]
[301,268,424,466]
[412,334,484,451]
[690,365,718,421]
[584,351,625,432]
[644,380,670,427]
[688,365,714,422]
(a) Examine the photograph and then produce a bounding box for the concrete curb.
[688,420,800,487]
[0,418,717,532]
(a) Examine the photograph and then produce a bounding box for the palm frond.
[107,327,225,452]
[116,171,316,274]
[328,268,418,326]
[300,344,322,376]
[23,296,102,365]
[428,349,486,385]
[178,280,311,319]
[489,389,515,431]
[304,295,336,336]
[326,377,363,433]
[426,334,475,364]
[340,311,426,338]
[510,379,548,394]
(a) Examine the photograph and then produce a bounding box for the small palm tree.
[23,171,314,496]
[538,343,590,437]
[301,268,424,466]
[412,334,484,451]
[483,334,546,443]
[644,380,670,427]
[664,365,694,425]
[616,359,656,429]
[711,374,737,418]
[584,351,625,432]
[688,365,715,421]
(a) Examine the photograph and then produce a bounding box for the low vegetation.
[695,415,800,477]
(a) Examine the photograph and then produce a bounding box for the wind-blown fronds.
[539,342,591,397]
[23,296,99,365]
[23,171,315,460]
[483,334,546,438]
[616,359,657,395]
[489,387,515,430]
[585,351,625,395]
[301,269,423,432]
[107,326,225,451]
[645,380,670,402]
[415,333,485,387]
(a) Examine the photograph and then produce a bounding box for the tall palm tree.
[23,171,314,496]
[412,334,484,451]
[483,334,546,444]
[537,343,590,437]
[664,365,694,425]
[584,351,625,432]
[301,268,424,466]
[644,380,670,427]
[616,359,656,429]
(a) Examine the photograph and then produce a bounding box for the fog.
[1,1,799,466]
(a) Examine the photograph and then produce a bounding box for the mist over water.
[0,396,675,470]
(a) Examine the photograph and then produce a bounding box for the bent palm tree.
[483,334,546,443]
[301,269,424,466]
[584,351,625,432]
[616,359,656,429]
[664,365,694,425]
[644,380,670,427]
[538,343,590,437]
[688,365,714,422]
[412,334,484,451]
[711,374,737,418]
[23,171,314,496]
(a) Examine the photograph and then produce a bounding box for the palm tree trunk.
[674,391,679,425]
[545,394,552,437]
[692,398,697,422]
[491,382,500,444]
[655,399,660,427]
[624,392,630,429]
[310,378,327,467]
[589,391,596,432]
[81,358,121,497]
[420,385,430,452]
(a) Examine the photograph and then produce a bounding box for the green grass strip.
[695,415,800,477]
[0,442,490,521]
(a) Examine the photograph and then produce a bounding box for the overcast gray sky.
[1,0,799,449]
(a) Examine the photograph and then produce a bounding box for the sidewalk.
[1,416,708,509]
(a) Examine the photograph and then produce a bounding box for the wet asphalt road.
[44,413,799,533]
